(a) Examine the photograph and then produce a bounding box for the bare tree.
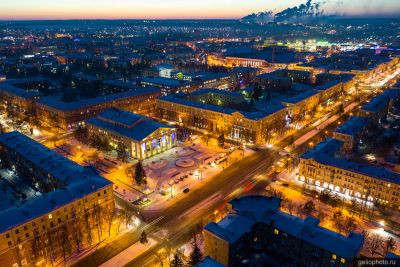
[46,228,57,267]
[154,251,165,267]
[71,211,83,252]
[59,224,72,261]
[343,216,357,233]
[30,229,44,264]
[124,209,134,229]
[369,234,384,256]
[287,199,295,215]
[92,204,103,242]
[83,208,93,246]
[317,211,325,222]
[105,208,116,237]
[302,200,315,215]
[332,210,344,232]
[383,237,396,254]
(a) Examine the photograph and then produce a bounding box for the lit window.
[332,254,336,260]
[340,258,346,263]
[274,229,279,235]
[48,214,52,219]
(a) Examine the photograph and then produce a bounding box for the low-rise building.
[204,195,364,267]
[85,108,176,160]
[0,131,114,267]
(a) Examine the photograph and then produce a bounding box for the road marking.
[138,216,165,232]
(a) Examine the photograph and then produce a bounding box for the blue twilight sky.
[0,0,399,20]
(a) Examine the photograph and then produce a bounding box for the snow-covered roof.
[0,131,112,233]
[86,108,175,142]
[204,195,363,259]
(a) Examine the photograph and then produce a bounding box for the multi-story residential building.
[299,138,400,207]
[295,50,399,81]
[204,195,364,267]
[359,89,400,123]
[281,90,320,122]
[138,73,232,96]
[333,116,370,152]
[35,87,160,129]
[0,83,41,113]
[223,56,268,68]
[230,67,261,88]
[0,131,114,267]
[157,88,287,144]
[157,73,354,144]
[138,76,194,96]
[5,77,53,94]
[85,108,176,160]
[102,79,139,94]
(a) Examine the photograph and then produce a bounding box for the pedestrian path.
[99,238,157,267]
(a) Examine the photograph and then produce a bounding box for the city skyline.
[1,0,400,20]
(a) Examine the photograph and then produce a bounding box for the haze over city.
[1,0,400,19]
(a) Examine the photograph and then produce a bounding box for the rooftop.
[0,83,42,99]
[301,138,400,184]
[361,94,390,113]
[159,89,286,120]
[334,116,370,136]
[196,257,225,267]
[0,131,112,233]
[204,195,363,259]
[141,76,189,86]
[191,88,242,98]
[86,108,175,141]
[282,89,319,104]
[37,87,160,111]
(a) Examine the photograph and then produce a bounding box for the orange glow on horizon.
[1,0,400,20]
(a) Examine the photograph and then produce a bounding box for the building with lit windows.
[138,73,232,96]
[85,108,176,160]
[0,131,114,267]
[157,73,354,144]
[157,88,287,144]
[35,87,160,129]
[0,83,41,113]
[359,89,400,123]
[299,138,400,207]
[0,73,7,82]
[138,76,194,96]
[203,195,364,267]
[295,50,399,80]
[333,116,370,152]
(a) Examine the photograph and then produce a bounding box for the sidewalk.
[99,238,157,267]
[284,101,359,152]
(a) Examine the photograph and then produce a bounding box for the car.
[183,188,190,194]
